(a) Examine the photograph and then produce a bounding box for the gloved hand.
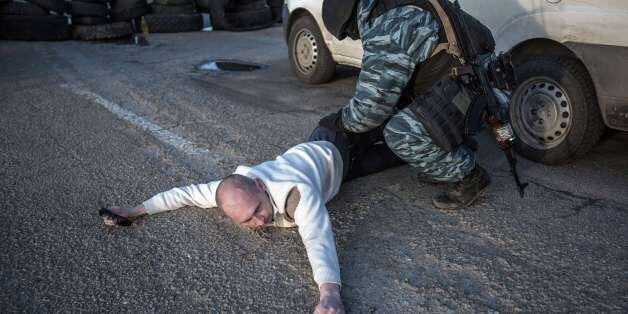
[318,109,345,133]
[318,109,374,164]
[319,109,366,147]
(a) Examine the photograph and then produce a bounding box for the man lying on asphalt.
[100,125,404,314]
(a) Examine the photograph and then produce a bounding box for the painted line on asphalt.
[61,83,225,164]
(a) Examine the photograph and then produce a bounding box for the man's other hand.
[100,206,147,226]
[314,283,345,314]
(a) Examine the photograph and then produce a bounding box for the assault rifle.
[445,0,528,197]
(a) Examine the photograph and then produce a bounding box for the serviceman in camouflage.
[321,0,491,210]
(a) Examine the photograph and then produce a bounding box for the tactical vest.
[322,0,495,61]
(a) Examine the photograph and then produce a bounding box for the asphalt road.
[1,26,627,313]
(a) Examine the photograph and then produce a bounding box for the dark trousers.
[308,126,405,182]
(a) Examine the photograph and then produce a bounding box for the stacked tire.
[267,0,282,23]
[194,0,210,14]
[70,0,133,40]
[195,0,224,30]
[0,0,70,41]
[144,0,201,33]
[110,0,148,22]
[223,0,272,31]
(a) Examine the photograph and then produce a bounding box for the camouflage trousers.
[383,107,476,182]
[341,3,475,182]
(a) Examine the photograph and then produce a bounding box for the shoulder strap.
[427,0,463,60]
[370,0,464,61]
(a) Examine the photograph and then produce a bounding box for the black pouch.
[407,77,466,152]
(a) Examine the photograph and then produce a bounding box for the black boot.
[417,172,448,185]
[432,166,491,210]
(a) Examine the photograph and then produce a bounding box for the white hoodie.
[141,141,344,286]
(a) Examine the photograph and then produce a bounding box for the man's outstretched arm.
[294,188,345,313]
[141,181,221,214]
[101,181,221,225]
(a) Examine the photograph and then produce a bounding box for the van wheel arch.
[285,8,312,42]
[510,38,578,65]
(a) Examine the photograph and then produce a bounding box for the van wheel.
[288,15,335,84]
[510,56,604,164]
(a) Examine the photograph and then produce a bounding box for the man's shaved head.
[216,174,257,210]
[216,174,274,228]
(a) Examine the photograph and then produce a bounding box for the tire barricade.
[0,0,280,41]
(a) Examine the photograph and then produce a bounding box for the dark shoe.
[432,166,491,210]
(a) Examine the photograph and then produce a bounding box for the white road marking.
[61,83,225,164]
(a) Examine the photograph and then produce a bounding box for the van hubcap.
[293,29,318,75]
[512,77,573,150]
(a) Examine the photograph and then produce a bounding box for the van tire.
[510,56,604,164]
[288,14,335,84]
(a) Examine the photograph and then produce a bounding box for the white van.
[282,0,628,164]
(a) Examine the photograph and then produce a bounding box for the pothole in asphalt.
[196,59,267,72]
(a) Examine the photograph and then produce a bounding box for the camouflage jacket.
[341,0,441,133]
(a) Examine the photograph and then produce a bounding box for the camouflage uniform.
[340,0,475,182]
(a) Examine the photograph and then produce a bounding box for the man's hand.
[314,283,345,314]
[100,206,147,226]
